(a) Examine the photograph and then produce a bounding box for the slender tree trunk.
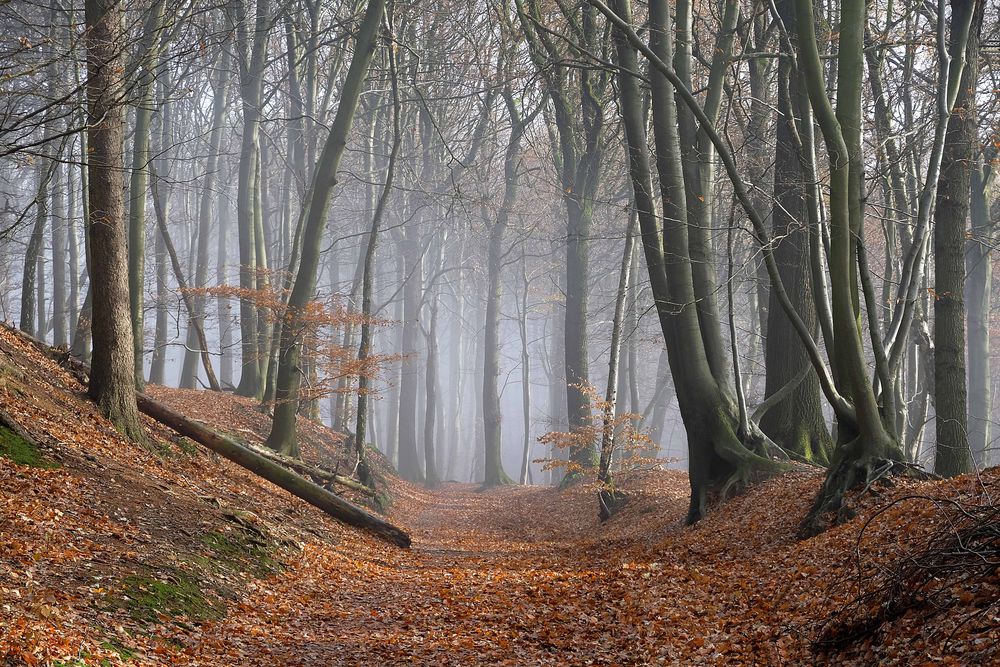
[518,254,533,486]
[354,52,401,486]
[266,0,386,457]
[51,160,68,348]
[597,212,637,519]
[217,180,234,389]
[127,0,168,391]
[21,162,52,338]
[967,155,994,467]
[231,0,269,398]
[396,230,424,481]
[181,46,231,389]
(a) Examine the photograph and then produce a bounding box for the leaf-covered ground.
[0,325,996,666]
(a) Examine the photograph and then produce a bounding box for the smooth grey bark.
[396,228,424,481]
[149,169,222,392]
[597,211,637,520]
[21,161,53,338]
[518,254,533,486]
[758,0,832,463]
[606,0,782,524]
[216,179,234,389]
[354,51,401,487]
[483,91,530,489]
[265,0,386,457]
[231,0,269,398]
[148,78,171,386]
[967,154,994,467]
[517,0,608,472]
[126,0,168,391]
[50,162,67,347]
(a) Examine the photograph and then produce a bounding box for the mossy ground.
[115,571,225,625]
[199,527,282,577]
[0,425,58,469]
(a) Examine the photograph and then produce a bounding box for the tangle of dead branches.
[813,491,999,661]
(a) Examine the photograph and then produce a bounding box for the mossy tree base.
[685,405,791,525]
[480,469,515,491]
[799,435,912,538]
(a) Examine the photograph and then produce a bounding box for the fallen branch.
[4,325,410,548]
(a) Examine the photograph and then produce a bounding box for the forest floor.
[0,323,997,666]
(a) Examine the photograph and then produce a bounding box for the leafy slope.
[0,325,996,665]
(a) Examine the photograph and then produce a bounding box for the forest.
[0,0,998,664]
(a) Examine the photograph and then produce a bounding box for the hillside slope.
[0,324,997,666]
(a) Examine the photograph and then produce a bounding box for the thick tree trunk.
[933,0,981,477]
[759,0,832,463]
[84,0,143,441]
[609,0,784,524]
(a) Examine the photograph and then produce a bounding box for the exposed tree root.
[685,411,791,525]
[598,488,630,522]
[799,443,926,538]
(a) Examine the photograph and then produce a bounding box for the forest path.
[183,477,692,666]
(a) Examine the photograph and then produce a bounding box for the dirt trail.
[181,481,683,666]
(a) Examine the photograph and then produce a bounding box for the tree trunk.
[933,0,981,477]
[966,155,994,467]
[231,0,269,398]
[354,57,401,487]
[759,0,832,463]
[181,46,231,389]
[597,212,637,519]
[396,230,424,481]
[266,0,386,457]
[84,0,143,441]
[127,0,168,391]
[21,162,51,338]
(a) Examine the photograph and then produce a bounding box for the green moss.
[0,426,58,469]
[99,639,136,661]
[174,436,199,456]
[200,528,281,576]
[116,573,224,624]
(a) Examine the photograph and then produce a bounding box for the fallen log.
[239,439,375,496]
[4,325,411,548]
[136,395,410,547]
